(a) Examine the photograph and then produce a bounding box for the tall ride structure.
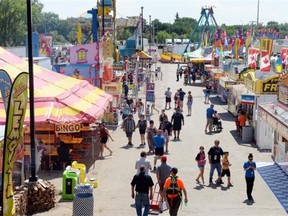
[183,6,218,54]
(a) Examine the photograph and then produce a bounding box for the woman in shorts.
[136,114,147,147]
[99,123,114,157]
[195,146,206,184]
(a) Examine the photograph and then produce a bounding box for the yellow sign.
[244,72,255,92]
[55,123,82,133]
[2,72,28,216]
[261,75,279,94]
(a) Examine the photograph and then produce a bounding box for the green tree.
[156,30,170,44]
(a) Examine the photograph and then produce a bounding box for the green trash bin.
[62,167,80,200]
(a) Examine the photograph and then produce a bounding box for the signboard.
[146,90,155,102]
[113,63,124,71]
[241,94,255,105]
[55,123,81,133]
[279,85,288,105]
[103,83,121,94]
[261,75,279,94]
[245,72,255,92]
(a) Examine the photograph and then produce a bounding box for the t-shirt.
[206,107,214,118]
[164,176,185,198]
[239,115,246,126]
[156,163,172,184]
[179,91,186,101]
[208,146,223,164]
[135,157,152,174]
[138,119,147,131]
[165,90,172,98]
[243,161,256,178]
[171,113,184,126]
[196,152,206,166]
[131,172,154,194]
[153,135,165,148]
[206,85,212,93]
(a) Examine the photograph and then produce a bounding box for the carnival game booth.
[257,73,288,160]
[0,47,113,169]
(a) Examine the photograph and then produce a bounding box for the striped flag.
[260,50,271,72]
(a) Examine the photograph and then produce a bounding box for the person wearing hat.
[205,104,214,134]
[163,167,188,216]
[243,153,256,201]
[131,166,154,216]
[156,156,172,198]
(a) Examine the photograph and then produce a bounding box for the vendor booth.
[218,77,238,102]
[0,47,113,169]
[258,73,288,167]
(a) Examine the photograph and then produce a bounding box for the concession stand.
[258,73,288,172]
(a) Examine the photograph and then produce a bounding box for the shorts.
[139,129,146,135]
[173,124,181,131]
[166,97,171,103]
[205,92,210,98]
[207,118,213,125]
[198,164,205,169]
[122,114,128,120]
[221,169,231,177]
[125,131,133,137]
[155,147,164,156]
[101,137,108,144]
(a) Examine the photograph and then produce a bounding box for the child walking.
[221,151,233,187]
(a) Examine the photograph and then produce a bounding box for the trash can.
[74,184,93,195]
[242,126,254,143]
[62,167,80,200]
[73,193,94,216]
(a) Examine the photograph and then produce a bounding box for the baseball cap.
[170,167,178,174]
[161,156,167,162]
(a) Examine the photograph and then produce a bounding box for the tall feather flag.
[281,48,288,69]
[77,22,82,45]
[234,38,240,60]
[275,56,283,73]
[260,50,271,72]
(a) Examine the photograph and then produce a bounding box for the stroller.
[212,117,222,133]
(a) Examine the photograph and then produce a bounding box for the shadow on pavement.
[209,96,227,106]
[219,112,235,122]
[242,199,255,206]
[193,184,205,190]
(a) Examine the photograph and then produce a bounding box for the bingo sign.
[146,82,155,102]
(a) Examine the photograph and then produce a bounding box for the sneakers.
[209,178,213,183]
[228,183,233,187]
[139,144,144,147]
[153,167,156,171]
[195,179,200,184]
[127,142,133,147]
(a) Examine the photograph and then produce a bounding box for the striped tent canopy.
[0,47,112,124]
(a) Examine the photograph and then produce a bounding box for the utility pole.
[141,6,144,51]
[149,15,151,55]
[102,0,105,36]
[256,0,260,26]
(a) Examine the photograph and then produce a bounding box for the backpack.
[166,176,181,196]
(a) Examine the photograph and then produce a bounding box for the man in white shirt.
[135,151,152,174]
[164,87,172,110]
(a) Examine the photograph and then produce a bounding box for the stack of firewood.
[14,185,28,215]
[25,180,56,215]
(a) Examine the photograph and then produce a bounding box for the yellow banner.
[2,72,28,216]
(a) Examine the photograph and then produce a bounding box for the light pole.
[141,6,144,51]
[256,0,260,26]
[149,15,151,55]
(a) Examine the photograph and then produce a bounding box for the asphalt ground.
[36,62,287,216]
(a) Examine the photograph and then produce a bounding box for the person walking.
[135,151,152,174]
[136,114,147,147]
[99,123,114,157]
[163,167,188,216]
[208,139,224,184]
[121,99,130,121]
[156,156,172,202]
[205,104,214,134]
[161,116,173,153]
[243,153,256,201]
[178,88,186,110]
[153,130,165,171]
[146,120,157,154]
[131,166,154,216]
[164,87,172,109]
[195,146,206,185]
[159,109,168,129]
[122,114,136,147]
[221,151,233,187]
[171,108,184,141]
[204,82,212,104]
[186,91,193,116]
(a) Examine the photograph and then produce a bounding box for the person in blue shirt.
[243,153,256,201]
[153,130,165,171]
[205,104,214,134]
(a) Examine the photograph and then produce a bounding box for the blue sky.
[40,0,288,25]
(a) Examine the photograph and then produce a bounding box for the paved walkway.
[36,62,287,216]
